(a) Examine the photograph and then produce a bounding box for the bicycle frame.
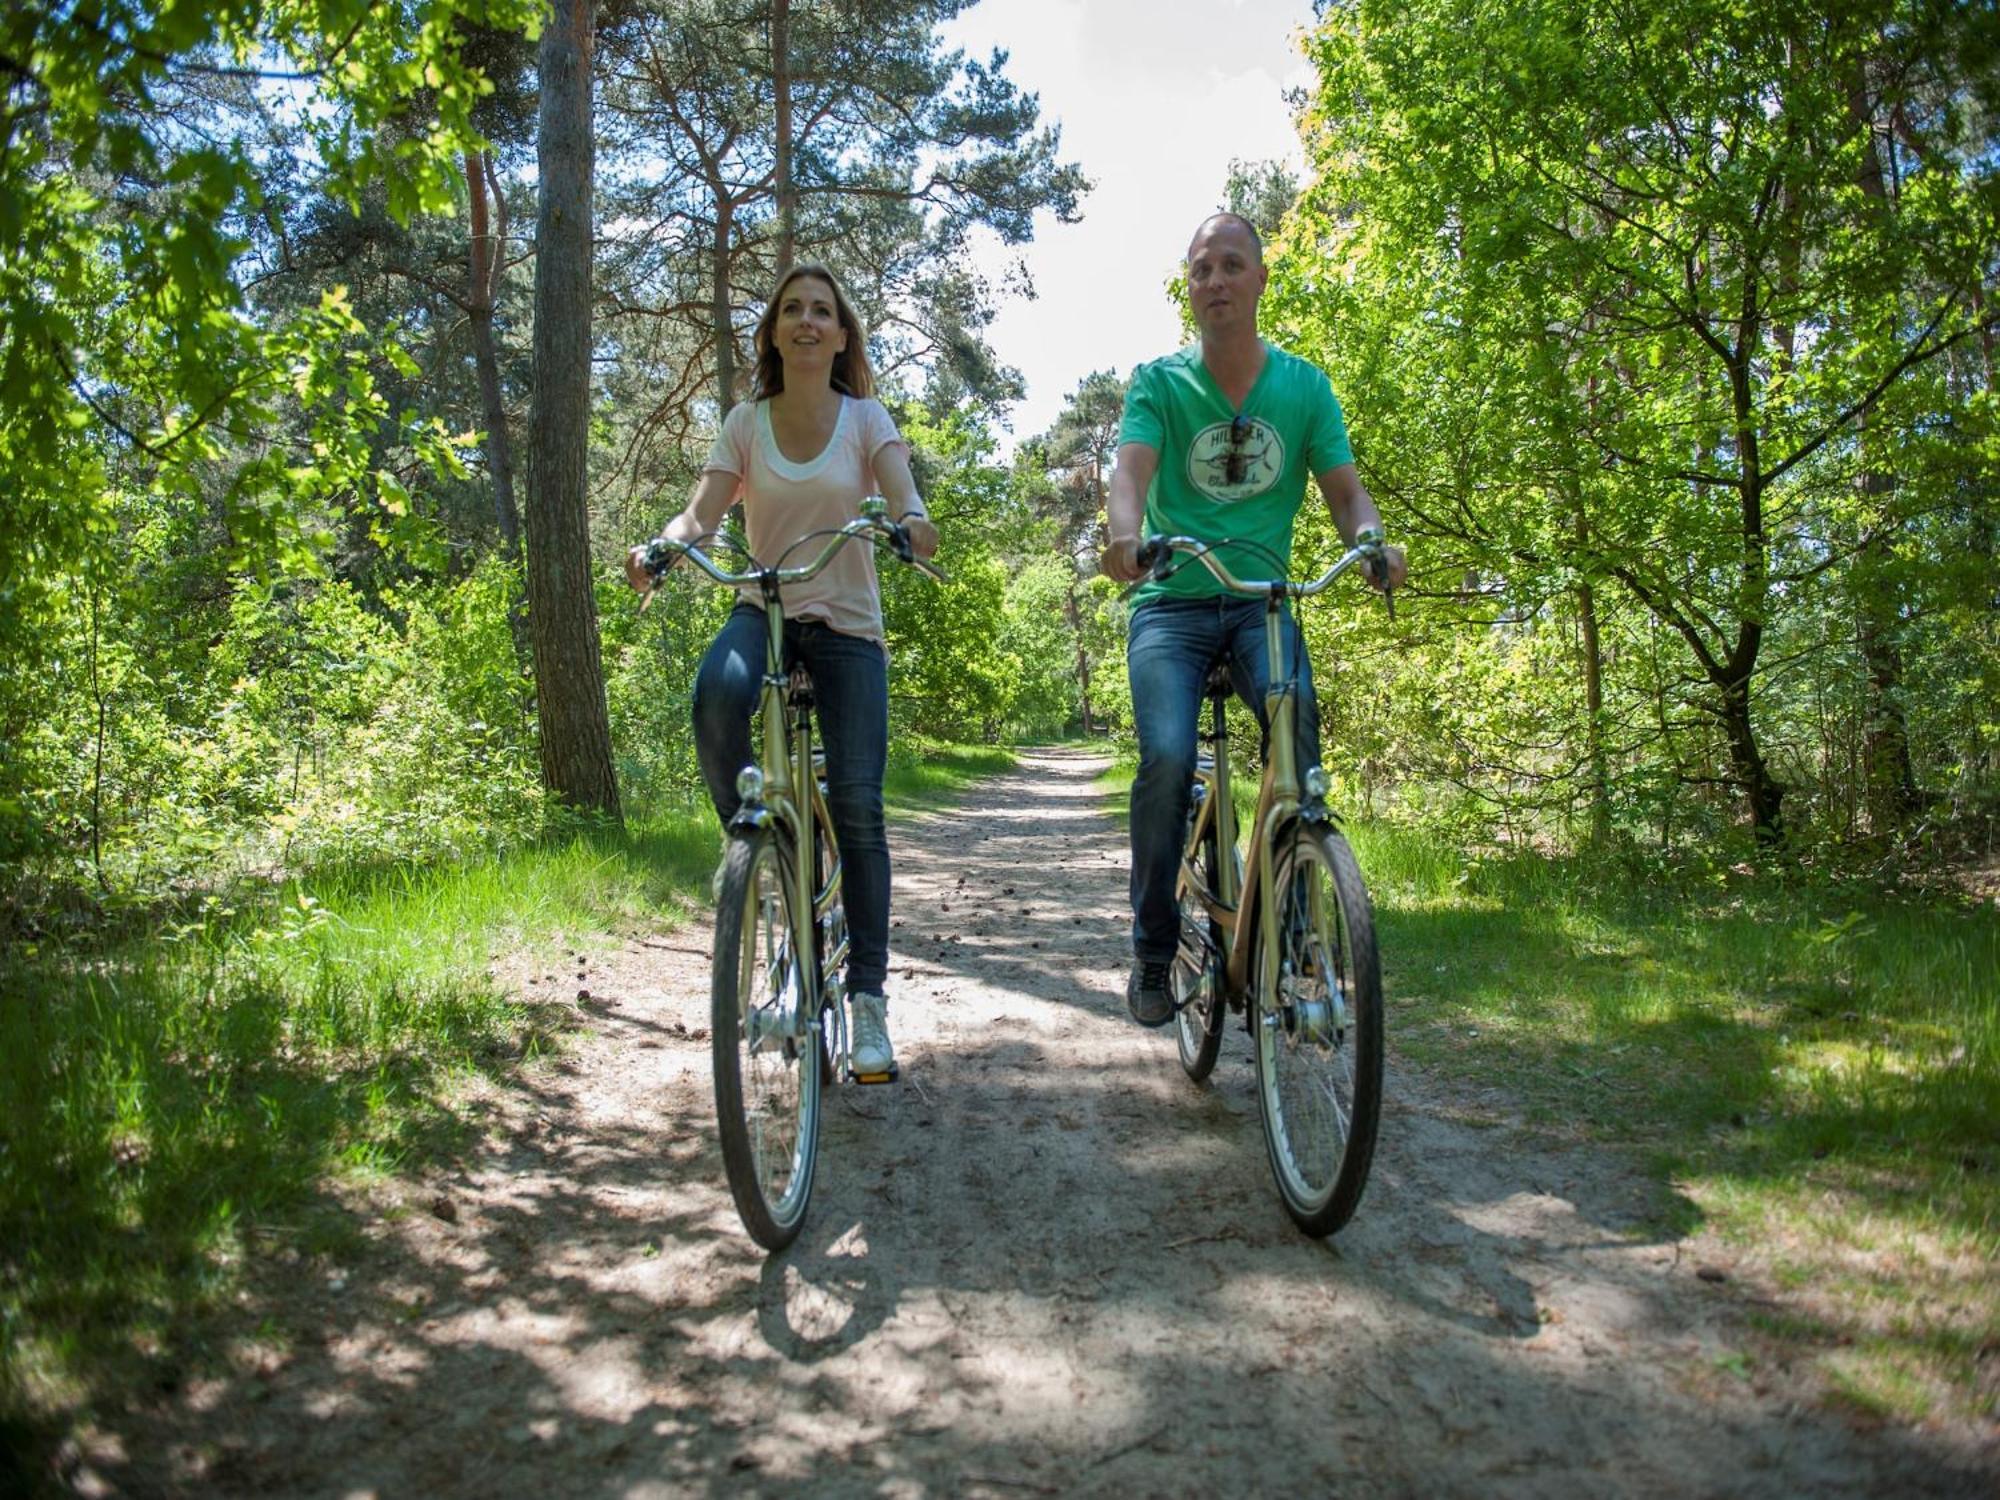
[1177,595,1307,1008]
[645,505,942,1057]
[732,579,827,1021]
[1156,533,1388,1010]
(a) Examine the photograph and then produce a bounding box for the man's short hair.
[1189,212,1264,265]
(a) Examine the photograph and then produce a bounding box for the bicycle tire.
[712,826,822,1250]
[1251,821,1383,1236]
[1174,818,1228,1082]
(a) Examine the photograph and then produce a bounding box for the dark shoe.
[1126,960,1174,1028]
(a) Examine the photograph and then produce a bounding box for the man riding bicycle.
[1101,212,1407,1028]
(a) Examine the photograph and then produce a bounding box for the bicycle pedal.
[848,1062,900,1085]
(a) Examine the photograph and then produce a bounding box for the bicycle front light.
[736,766,766,803]
[1303,767,1330,800]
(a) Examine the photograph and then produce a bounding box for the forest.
[1,0,1996,1486]
[2,1,1993,895]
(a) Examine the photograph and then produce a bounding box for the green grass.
[1096,752,1135,825]
[0,811,718,1451]
[1345,820,1999,1428]
[0,742,1011,1477]
[885,741,1018,813]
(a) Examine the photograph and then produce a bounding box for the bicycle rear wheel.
[1174,817,1228,1082]
[713,826,822,1250]
[1251,821,1383,1236]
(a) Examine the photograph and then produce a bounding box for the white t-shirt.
[702,395,907,644]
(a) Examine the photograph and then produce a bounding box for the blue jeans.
[1125,596,1322,965]
[693,605,892,996]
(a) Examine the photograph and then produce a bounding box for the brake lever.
[1116,538,1177,601]
[1360,542,1396,621]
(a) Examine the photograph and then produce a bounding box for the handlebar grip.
[887,524,915,565]
[641,538,678,578]
[1134,537,1164,575]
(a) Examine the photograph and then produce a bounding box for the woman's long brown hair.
[750,263,876,401]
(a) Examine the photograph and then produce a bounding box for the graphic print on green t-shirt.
[1119,343,1352,604]
[1186,415,1285,502]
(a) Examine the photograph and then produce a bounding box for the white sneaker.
[849,992,895,1076]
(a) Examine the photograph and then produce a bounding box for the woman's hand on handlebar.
[625,540,666,594]
[902,512,939,562]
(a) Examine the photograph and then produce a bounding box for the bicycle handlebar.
[641,508,948,589]
[1133,527,1395,610]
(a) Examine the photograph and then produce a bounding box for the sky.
[937,0,1320,449]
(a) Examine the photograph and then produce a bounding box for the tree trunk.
[1575,330,1610,845]
[1062,584,1092,733]
[1848,71,1919,833]
[771,0,795,278]
[466,150,520,557]
[1725,328,1781,845]
[1855,449,1919,832]
[711,197,738,416]
[1717,666,1786,844]
[1577,568,1609,845]
[527,0,621,820]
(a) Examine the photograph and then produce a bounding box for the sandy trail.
[76,747,1991,1496]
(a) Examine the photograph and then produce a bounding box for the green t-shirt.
[1118,342,1353,603]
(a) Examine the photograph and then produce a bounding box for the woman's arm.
[873,442,938,561]
[624,468,740,592]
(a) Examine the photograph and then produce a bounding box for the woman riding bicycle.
[625,263,938,1079]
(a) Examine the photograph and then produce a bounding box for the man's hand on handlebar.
[1100,535,1146,584]
[1365,544,1408,594]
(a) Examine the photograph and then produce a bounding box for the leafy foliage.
[1267,0,1999,853]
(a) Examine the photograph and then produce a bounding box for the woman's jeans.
[693,605,892,996]
[1126,596,1322,965]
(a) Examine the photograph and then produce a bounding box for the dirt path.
[76,748,1992,1496]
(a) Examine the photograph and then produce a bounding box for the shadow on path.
[70,748,1995,1498]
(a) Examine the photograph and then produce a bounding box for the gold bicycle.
[642,500,942,1250]
[1136,529,1392,1236]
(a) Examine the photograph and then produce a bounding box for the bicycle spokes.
[1252,826,1383,1237]
[746,866,809,1057]
[713,829,822,1251]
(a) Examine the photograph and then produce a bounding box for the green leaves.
[1269,0,1998,849]
[0,0,546,880]
[0,0,542,612]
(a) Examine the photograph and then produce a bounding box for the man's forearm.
[1106,442,1158,545]
[1335,489,1384,545]
[1106,476,1145,544]
[1318,463,1382,546]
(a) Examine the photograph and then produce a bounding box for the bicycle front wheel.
[1174,819,1228,1082]
[713,827,822,1250]
[1251,822,1383,1236]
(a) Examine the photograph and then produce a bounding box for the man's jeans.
[1126,596,1322,965]
[693,605,892,996]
